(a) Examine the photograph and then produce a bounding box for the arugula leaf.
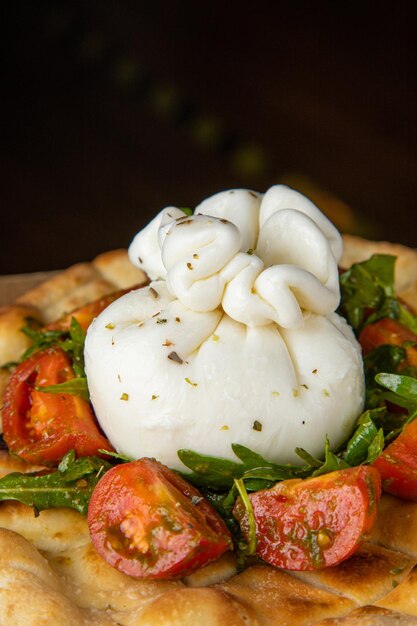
[366,428,385,463]
[344,410,385,465]
[363,345,406,408]
[0,450,111,515]
[201,486,240,536]
[17,317,88,399]
[178,444,307,489]
[370,405,410,436]
[295,436,349,476]
[322,451,350,472]
[294,447,322,467]
[177,450,245,489]
[36,377,90,401]
[376,372,417,402]
[60,318,87,378]
[20,317,86,378]
[240,467,300,485]
[375,373,417,419]
[21,321,65,361]
[339,253,417,340]
[234,478,257,556]
[97,449,133,462]
[339,254,397,332]
[201,484,254,570]
[364,345,406,377]
[231,444,275,467]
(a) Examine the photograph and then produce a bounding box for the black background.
[2,1,416,274]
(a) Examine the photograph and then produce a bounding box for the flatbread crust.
[1,237,417,625]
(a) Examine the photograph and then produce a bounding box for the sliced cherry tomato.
[47,285,145,332]
[233,466,381,571]
[359,317,417,366]
[372,418,417,500]
[2,347,112,465]
[88,458,233,579]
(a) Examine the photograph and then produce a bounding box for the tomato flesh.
[2,347,112,465]
[359,317,417,366]
[358,316,417,499]
[88,458,233,579]
[233,466,381,570]
[372,419,417,500]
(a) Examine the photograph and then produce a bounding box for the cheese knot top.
[128,185,343,328]
[85,185,364,470]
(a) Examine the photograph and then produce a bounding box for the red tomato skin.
[88,458,233,579]
[372,419,417,500]
[233,466,381,571]
[2,347,112,465]
[359,318,417,360]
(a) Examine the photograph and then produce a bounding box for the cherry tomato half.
[359,317,417,366]
[88,458,233,579]
[233,466,381,571]
[2,347,112,465]
[372,418,417,500]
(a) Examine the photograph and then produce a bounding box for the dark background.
[2,1,416,275]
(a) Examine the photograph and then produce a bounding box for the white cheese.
[85,185,365,471]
